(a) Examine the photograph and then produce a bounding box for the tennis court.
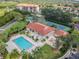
[47,21,71,32]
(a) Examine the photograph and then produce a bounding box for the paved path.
[58,49,71,59]
[0,53,3,59]
[0,19,17,33]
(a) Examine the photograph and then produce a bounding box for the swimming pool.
[13,37,33,50]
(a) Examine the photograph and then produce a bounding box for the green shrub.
[3,21,26,41]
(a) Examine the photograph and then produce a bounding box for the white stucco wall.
[16,6,23,10]
[16,6,40,13]
[26,28,57,48]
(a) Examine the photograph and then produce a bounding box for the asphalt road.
[0,19,17,33]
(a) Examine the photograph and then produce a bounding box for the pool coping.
[6,34,46,53]
[13,37,34,50]
[6,35,37,53]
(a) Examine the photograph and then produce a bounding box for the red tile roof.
[27,22,68,36]
[55,30,68,36]
[27,22,56,35]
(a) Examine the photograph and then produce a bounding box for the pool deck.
[6,34,45,53]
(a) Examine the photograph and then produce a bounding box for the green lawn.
[0,2,17,8]
[0,2,18,16]
[33,44,60,59]
[0,9,6,17]
[71,30,79,42]
[5,54,10,59]
[3,21,26,35]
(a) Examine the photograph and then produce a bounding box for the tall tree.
[41,7,72,26]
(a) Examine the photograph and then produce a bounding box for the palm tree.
[10,49,20,59]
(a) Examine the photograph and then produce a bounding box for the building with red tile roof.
[27,22,68,36]
[27,22,56,35]
[26,22,68,48]
[55,30,68,37]
[16,3,40,13]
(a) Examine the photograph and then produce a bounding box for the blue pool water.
[13,37,33,50]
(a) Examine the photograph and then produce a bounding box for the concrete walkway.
[58,49,71,59]
[0,53,3,59]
